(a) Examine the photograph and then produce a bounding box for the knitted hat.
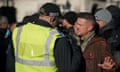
[39,3,61,17]
[94,8,112,23]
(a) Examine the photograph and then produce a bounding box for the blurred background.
[0,0,120,22]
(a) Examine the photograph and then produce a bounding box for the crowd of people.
[0,2,120,72]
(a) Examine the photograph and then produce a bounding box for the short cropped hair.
[63,11,77,25]
[77,12,99,34]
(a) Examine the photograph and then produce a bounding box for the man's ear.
[50,17,56,22]
[88,25,93,31]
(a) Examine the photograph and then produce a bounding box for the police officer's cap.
[39,3,61,17]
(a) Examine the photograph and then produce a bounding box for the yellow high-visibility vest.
[12,23,61,72]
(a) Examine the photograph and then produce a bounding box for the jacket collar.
[99,24,115,34]
[34,19,53,28]
[81,31,96,52]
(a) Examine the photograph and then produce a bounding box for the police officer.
[6,3,85,72]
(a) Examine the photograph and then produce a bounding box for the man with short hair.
[74,12,117,72]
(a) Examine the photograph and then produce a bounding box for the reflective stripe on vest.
[15,26,59,66]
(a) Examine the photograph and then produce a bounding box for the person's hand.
[98,56,116,70]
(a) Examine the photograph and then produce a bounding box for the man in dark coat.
[0,15,11,72]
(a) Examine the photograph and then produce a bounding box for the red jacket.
[83,36,117,72]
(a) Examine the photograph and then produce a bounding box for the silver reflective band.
[16,57,55,66]
[49,12,59,16]
[15,26,58,66]
[16,26,23,57]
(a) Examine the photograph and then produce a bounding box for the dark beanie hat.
[39,3,61,17]
[106,5,120,17]
[63,11,77,25]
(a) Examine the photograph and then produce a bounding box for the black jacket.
[99,25,120,51]
[6,19,85,72]
[0,28,11,72]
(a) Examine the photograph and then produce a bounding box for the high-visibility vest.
[12,23,61,72]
